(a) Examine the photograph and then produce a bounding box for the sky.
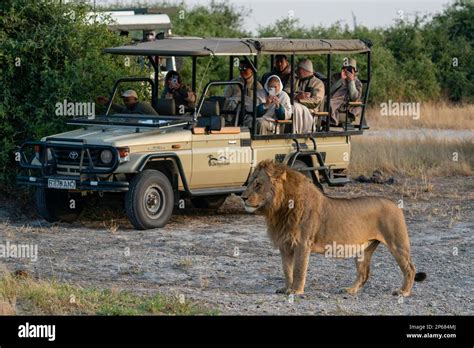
[93,0,455,34]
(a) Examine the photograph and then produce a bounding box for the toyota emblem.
[69,151,79,160]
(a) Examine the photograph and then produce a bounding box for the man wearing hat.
[329,58,363,125]
[281,59,325,133]
[223,59,263,125]
[97,90,158,115]
[261,55,295,94]
[295,59,325,111]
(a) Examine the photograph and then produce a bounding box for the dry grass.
[348,136,473,178]
[366,103,474,130]
[0,266,215,315]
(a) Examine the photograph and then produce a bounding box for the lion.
[241,160,426,296]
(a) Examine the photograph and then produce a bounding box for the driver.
[97,90,158,115]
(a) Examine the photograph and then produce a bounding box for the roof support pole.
[155,57,159,101]
[359,50,371,130]
[290,54,295,105]
[326,53,332,132]
[148,55,159,108]
[252,55,258,136]
[229,56,234,80]
[192,56,197,92]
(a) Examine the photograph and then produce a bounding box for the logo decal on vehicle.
[69,151,79,160]
[208,154,230,166]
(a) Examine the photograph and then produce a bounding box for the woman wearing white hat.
[251,75,292,135]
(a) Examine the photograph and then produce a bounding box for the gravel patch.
[0,177,472,315]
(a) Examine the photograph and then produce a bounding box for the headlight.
[100,149,113,164]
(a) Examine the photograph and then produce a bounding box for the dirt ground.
[0,176,472,315]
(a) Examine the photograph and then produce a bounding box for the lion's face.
[241,160,286,213]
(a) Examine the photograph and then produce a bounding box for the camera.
[345,66,354,74]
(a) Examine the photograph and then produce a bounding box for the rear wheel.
[191,194,228,209]
[35,188,83,223]
[125,170,174,230]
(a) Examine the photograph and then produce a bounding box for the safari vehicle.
[88,8,178,74]
[17,37,372,230]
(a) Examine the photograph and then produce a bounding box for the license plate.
[47,179,76,190]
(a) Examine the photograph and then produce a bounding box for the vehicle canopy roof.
[103,37,371,57]
[87,12,172,32]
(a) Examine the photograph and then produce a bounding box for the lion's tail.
[415,272,427,282]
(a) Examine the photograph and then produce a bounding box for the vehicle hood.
[41,125,192,147]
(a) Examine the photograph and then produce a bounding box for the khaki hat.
[343,57,357,70]
[297,59,313,73]
[121,90,138,98]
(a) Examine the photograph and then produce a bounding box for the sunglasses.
[239,66,250,71]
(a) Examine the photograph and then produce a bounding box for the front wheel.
[125,170,174,230]
[35,188,83,223]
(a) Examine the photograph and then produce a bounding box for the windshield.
[68,114,192,128]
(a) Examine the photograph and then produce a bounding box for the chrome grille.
[52,148,100,166]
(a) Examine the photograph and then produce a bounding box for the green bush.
[255,0,472,104]
[0,0,148,189]
[422,0,474,102]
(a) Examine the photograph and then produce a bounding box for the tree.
[0,0,146,188]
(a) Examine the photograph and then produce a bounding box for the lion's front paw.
[276,288,304,295]
[345,286,360,295]
[286,288,304,295]
[392,289,411,297]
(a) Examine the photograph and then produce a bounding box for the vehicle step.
[190,186,245,196]
[327,177,351,186]
[296,166,327,171]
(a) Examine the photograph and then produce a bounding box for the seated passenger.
[223,59,263,124]
[161,70,196,114]
[329,58,363,125]
[261,55,294,94]
[287,59,327,134]
[295,59,325,111]
[97,90,158,115]
[251,75,292,135]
